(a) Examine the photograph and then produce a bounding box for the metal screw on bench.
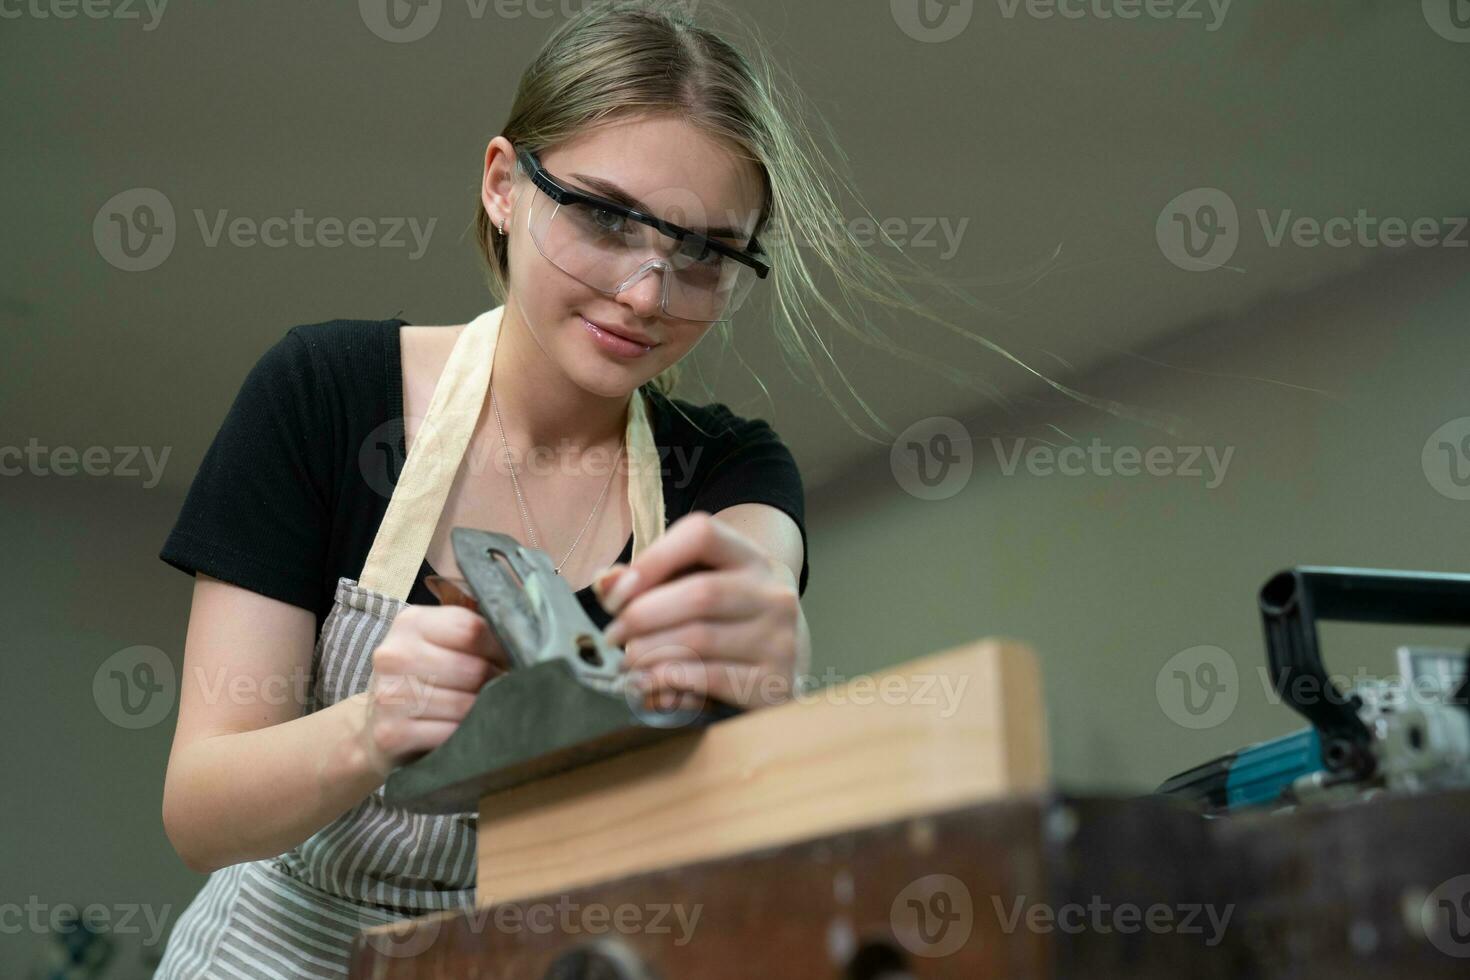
[543,938,655,980]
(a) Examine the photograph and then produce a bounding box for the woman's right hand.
[357,603,510,779]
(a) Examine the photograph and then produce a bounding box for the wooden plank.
[475,639,1048,906]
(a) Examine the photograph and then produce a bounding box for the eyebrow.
[567,171,753,243]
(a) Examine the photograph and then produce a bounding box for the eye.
[681,238,722,269]
[589,207,625,233]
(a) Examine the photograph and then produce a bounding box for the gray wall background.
[4,1,1468,975]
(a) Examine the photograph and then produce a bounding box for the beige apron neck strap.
[360,304,666,601]
[626,386,666,563]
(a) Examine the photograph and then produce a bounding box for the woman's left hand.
[596,511,808,712]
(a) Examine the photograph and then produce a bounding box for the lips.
[582,316,658,348]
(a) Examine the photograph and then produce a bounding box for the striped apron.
[155,303,668,978]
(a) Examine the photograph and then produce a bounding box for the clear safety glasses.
[514,147,769,323]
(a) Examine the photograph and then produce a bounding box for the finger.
[592,563,629,607]
[385,718,462,766]
[601,512,763,614]
[604,570,762,646]
[620,617,771,672]
[640,657,792,709]
[372,680,478,722]
[378,640,504,693]
[621,664,720,724]
[425,575,478,610]
[421,641,509,691]
[406,606,511,669]
[638,686,705,717]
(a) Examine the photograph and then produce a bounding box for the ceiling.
[3,0,1466,494]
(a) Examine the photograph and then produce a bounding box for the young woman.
[153,1,976,975]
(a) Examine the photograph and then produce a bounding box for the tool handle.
[1259,566,1470,776]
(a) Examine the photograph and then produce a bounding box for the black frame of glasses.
[516,147,770,280]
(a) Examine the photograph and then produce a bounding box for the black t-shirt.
[159,317,809,636]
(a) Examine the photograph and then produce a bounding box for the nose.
[614,263,667,319]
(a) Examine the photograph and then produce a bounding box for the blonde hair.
[473,0,1169,442]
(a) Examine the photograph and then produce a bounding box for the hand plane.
[383,527,742,814]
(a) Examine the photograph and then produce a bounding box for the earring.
[500,218,507,235]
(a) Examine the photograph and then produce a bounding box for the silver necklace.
[490,387,625,576]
